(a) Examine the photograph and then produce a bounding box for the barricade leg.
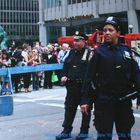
[0,69,14,116]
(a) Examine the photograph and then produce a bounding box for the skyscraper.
[0,0,39,43]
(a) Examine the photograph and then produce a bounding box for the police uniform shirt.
[82,43,140,103]
[62,47,91,81]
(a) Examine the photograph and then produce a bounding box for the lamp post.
[37,21,47,45]
[128,24,133,33]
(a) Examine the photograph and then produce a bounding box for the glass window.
[13,0,15,10]
[0,0,2,10]
[7,0,9,10]
[1,12,3,22]
[15,0,18,10]
[51,0,55,7]
[3,12,6,22]
[14,13,18,22]
[5,12,7,22]
[3,0,6,9]
[29,13,32,23]
[82,0,91,2]
[29,25,32,36]
[47,0,51,8]
[26,0,29,10]
[9,12,11,22]
[17,12,19,23]
[23,0,25,10]
[56,0,61,6]
[36,13,38,23]
[28,0,31,10]
[72,0,76,4]
[32,0,39,11]
[46,0,60,8]
[33,25,37,36]
[68,0,71,4]
[77,0,81,3]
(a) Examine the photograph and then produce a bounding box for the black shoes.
[56,130,88,140]
[56,132,71,140]
[75,133,88,140]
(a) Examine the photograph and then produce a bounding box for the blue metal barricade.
[0,95,13,116]
[0,69,13,116]
[0,63,63,116]
[1,69,13,94]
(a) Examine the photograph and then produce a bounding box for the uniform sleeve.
[61,50,72,77]
[80,50,99,105]
[62,59,68,77]
[132,56,140,105]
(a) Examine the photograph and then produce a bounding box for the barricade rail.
[0,63,63,95]
[0,63,63,116]
[0,63,63,76]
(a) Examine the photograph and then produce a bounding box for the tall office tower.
[0,0,39,44]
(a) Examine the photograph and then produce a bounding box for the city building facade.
[0,0,39,44]
[39,0,140,45]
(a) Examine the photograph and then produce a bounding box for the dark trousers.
[32,72,39,90]
[62,82,92,133]
[94,100,135,140]
[12,74,21,92]
[44,71,53,88]
[23,73,31,88]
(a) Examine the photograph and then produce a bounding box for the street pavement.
[0,86,140,140]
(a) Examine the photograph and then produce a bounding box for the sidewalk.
[0,86,140,140]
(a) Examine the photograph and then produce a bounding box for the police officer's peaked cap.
[104,16,120,30]
[74,31,88,40]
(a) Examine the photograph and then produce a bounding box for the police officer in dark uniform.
[56,31,93,140]
[80,16,140,140]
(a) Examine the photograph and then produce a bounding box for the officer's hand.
[136,104,140,109]
[80,104,89,115]
[61,76,68,83]
[136,97,140,109]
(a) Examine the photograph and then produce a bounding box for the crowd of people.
[0,41,70,94]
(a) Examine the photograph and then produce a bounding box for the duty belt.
[68,79,83,83]
[119,91,138,101]
[99,86,128,94]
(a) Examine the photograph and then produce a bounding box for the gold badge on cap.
[75,31,79,35]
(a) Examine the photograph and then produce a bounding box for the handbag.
[51,71,58,83]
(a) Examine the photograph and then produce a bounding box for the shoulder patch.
[88,51,94,61]
[81,49,88,61]
[132,52,137,61]
[124,51,131,59]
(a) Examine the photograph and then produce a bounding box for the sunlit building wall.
[39,0,140,45]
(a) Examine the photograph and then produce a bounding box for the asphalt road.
[0,86,140,140]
